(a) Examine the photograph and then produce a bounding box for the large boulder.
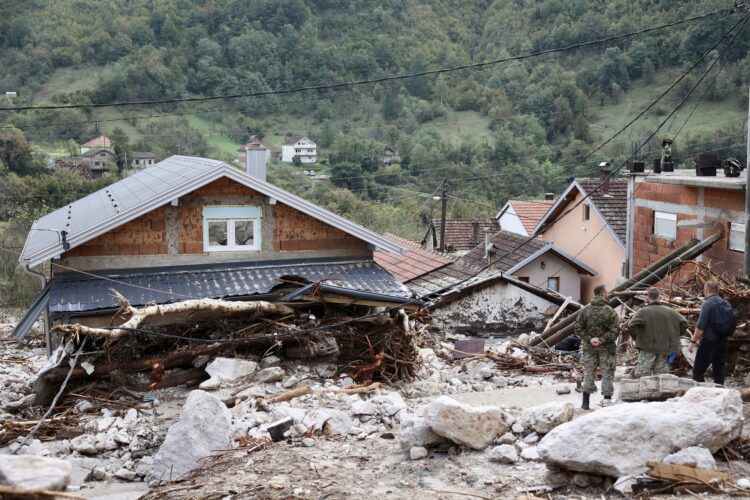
[537,388,742,477]
[399,411,447,452]
[152,390,233,481]
[0,455,72,491]
[522,401,575,435]
[423,396,513,450]
[199,357,258,390]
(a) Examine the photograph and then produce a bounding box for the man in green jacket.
[628,287,687,377]
[575,285,620,410]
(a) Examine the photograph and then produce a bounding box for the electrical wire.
[0,6,737,113]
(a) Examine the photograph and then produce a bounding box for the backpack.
[711,298,739,338]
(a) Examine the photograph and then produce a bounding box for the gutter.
[22,263,52,356]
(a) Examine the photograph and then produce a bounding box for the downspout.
[22,262,52,356]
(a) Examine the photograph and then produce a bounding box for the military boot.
[581,392,590,410]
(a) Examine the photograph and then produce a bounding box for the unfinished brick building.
[627,169,746,280]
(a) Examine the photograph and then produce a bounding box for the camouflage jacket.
[575,296,619,352]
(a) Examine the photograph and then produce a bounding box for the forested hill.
[1,0,749,240]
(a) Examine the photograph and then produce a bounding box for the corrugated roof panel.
[47,259,411,314]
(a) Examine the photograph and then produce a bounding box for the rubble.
[199,357,258,390]
[537,387,742,476]
[152,390,233,481]
[522,401,575,434]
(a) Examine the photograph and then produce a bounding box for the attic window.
[582,204,590,221]
[203,207,261,252]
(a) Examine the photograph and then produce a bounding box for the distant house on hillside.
[281,136,317,164]
[383,145,400,165]
[130,152,156,172]
[81,148,117,178]
[496,196,555,237]
[80,135,113,154]
[423,218,500,255]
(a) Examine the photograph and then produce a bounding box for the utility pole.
[439,178,449,253]
[745,86,750,277]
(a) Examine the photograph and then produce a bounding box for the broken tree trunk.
[258,383,381,405]
[52,291,296,340]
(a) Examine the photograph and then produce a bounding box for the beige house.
[534,174,627,303]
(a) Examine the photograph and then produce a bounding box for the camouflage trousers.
[581,349,615,397]
[635,351,669,378]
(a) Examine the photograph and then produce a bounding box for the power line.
[0,6,738,113]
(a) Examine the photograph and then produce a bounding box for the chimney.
[245,141,268,182]
[471,220,480,245]
[544,193,554,201]
[599,161,611,195]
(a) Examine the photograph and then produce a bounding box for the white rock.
[613,475,635,495]
[491,376,508,388]
[399,412,446,452]
[256,367,285,384]
[260,355,281,368]
[282,376,298,389]
[304,408,352,436]
[523,401,575,435]
[350,400,376,416]
[70,434,98,455]
[114,468,137,481]
[537,389,742,477]
[123,408,138,424]
[410,446,429,460]
[0,455,72,491]
[511,423,524,434]
[372,392,407,417]
[497,432,516,444]
[663,446,716,470]
[737,478,750,489]
[488,444,518,464]
[302,438,315,447]
[339,377,354,388]
[680,387,744,441]
[520,446,540,461]
[199,357,258,390]
[523,432,539,444]
[424,396,513,450]
[152,390,233,481]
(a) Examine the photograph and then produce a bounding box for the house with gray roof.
[14,155,408,342]
[408,229,593,335]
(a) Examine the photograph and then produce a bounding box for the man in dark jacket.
[628,287,687,377]
[688,280,729,385]
[575,285,619,410]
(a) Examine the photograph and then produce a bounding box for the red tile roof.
[81,135,112,148]
[430,218,500,252]
[507,200,554,235]
[375,233,453,283]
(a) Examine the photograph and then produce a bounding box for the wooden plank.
[543,297,571,333]
[647,461,729,484]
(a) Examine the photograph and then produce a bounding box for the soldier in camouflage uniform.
[575,285,620,410]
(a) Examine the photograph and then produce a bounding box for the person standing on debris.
[688,280,738,385]
[628,287,686,377]
[575,285,619,410]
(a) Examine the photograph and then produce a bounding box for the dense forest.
[1,0,750,308]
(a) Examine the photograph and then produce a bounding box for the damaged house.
[408,230,594,335]
[13,155,411,347]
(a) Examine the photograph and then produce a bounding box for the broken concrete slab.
[537,388,742,477]
[423,396,513,450]
[199,357,258,390]
[0,455,72,491]
[522,401,575,435]
[663,446,716,470]
[152,390,233,481]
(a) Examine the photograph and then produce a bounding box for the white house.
[281,136,317,164]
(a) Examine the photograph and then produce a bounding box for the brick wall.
[632,181,745,281]
[61,177,368,259]
[63,206,168,257]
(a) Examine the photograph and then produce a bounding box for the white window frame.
[654,211,677,240]
[729,222,745,252]
[547,277,560,292]
[203,206,261,252]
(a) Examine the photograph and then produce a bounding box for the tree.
[292,155,302,166]
[0,127,35,175]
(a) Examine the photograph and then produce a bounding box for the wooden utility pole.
[745,86,750,277]
[439,178,449,253]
